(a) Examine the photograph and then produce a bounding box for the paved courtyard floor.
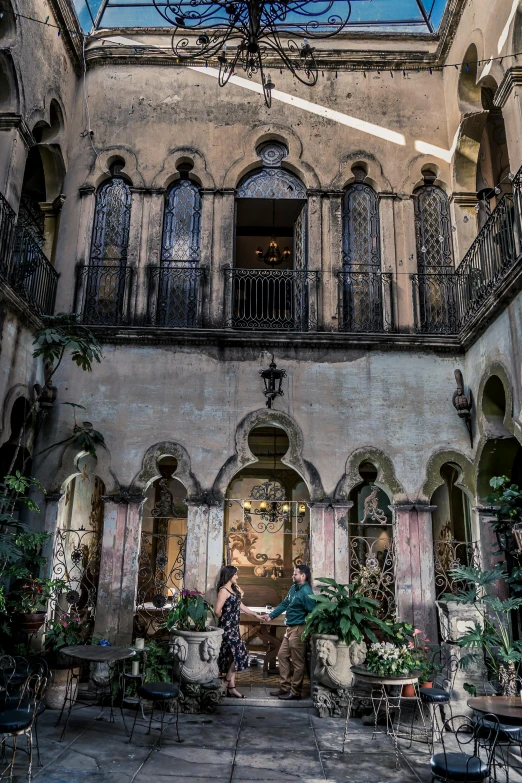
[4,703,522,783]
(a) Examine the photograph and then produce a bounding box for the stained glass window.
[90,175,132,266]
[161,180,202,263]
[342,183,380,268]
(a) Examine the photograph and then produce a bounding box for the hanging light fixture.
[260,359,286,408]
[256,202,291,267]
[151,0,352,107]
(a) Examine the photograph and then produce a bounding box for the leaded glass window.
[414,184,453,270]
[90,175,132,266]
[236,169,306,200]
[161,180,202,263]
[342,183,380,268]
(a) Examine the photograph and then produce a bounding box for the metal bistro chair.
[420,648,459,750]
[0,671,48,782]
[430,714,500,783]
[0,658,49,768]
[476,713,522,782]
[128,655,183,748]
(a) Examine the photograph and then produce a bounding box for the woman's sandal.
[225,677,245,699]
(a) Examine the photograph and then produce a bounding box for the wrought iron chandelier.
[151,0,353,106]
[256,201,291,266]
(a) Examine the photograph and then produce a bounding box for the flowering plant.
[366,641,420,677]
[165,589,216,632]
[44,614,92,654]
[9,577,67,614]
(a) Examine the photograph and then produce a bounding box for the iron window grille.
[146,265,205,327]
[342,183,381,269]
[413,184,454,270]
[89,176,132,266]
[161,180,202,262]
[337,270,394,332]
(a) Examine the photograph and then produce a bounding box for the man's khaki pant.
[278,625,306,695]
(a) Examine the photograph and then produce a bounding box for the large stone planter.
[313,634,367,689]
[169,626,224,685]
[44,667,79,710]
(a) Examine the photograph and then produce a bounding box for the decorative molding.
[494,67,522,109]
[79,185,96,197]
[0,114,35,148]
[450,192,478,207]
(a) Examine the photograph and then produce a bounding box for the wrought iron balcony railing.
[146,264,204,328]
[74,264,133,326]
[9,227,58,316]
[338,269,394,332]
[0,190,16,276]
[224,268,319,331]
[412,165,522,335]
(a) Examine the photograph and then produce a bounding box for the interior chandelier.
[152,0,353,106]
[256,201,291,265]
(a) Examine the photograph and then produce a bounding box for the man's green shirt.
[268,582,315,626]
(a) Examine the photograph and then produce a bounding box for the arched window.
[83,163,132,325]
[413,175,453,270]
[342,182,380,268]
[161,179,201,264]
[90,165,132,266]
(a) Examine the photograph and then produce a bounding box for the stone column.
[136,188,164,324]
[394,197,416,331]
[473,505,507,599]
[333,503,353,584]
[63,185,96,316]
[310,503,335,582]
[494,68,522,172]
[307,190,323,330]
[323,191,342,331]
[391,504,415,625]
[414,505,438,642]
[450,193,478,261]
[0,116,33,208]
[39,196,65,263]
[184,501,225,600]
[210,189,235,328]
[199,190,215,328]
[127,188,145,324]
[43,494,62,579]
[94,494,144,645]
[379,194,398,330]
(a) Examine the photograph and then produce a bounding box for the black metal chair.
[128,680,183,747]
[420,648,459,749]
[430,713,500,783]
[0,671,48,782]
[476,716,522,782]
[0,658,49,767]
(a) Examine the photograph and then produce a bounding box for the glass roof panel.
[84,0,449,33]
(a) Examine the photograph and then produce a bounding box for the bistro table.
[468,696,522,778]
[57,645,136,741]
[240,612,285,678]
[343,666,430,769]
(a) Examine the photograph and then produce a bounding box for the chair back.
[436,713,500,779]
[16,671,48,723]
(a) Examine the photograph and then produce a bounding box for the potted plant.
[165,590,223,684]
[366,641,421,696]
[443,564,522,696]
[302,578,391,689]
[43,613,92,709]
[8,577,67,634]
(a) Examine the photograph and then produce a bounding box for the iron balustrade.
[410,271,459,334]
[0,191,16,278]
[146,264,204,327]
[411,165,522,335]
[433,539,481,599]
[224,268,319,331]
[9,227,58,316]
[75,263,133,325]
[337,270,394,332]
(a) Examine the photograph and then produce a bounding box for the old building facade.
[1,0,522,649]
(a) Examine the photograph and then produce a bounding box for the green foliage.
[302,578,391,646]
[144,640,172,682]
[463,682,477,697]
[165,589,216,632]
[8,577,67,614]
[366,641,420,676]
[32,314,102,373]
[444,564,522,677]
[44,614,93,654]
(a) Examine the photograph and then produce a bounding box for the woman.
[215,565,262,698]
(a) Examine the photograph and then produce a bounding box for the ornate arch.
[211,409,324,502]
[152,148,215,190]
[333,447,405,503]
[420,449,475,502]
[49,443,118,495]
[0,384,30,448]
[237,167,306,199]
[475,360,519,441]
[130,441,201,500]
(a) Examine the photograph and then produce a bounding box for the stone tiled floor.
[3,703,521,783]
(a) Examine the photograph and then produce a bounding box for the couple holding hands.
[215,563,315,700]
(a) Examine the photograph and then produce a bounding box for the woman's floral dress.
[217,588,249,674]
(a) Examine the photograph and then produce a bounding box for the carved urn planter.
[169,626,224,685]
[19,612,47,635]
[313,634,367,689]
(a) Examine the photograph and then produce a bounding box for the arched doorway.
[50,455,105,628]
[134,456,188,638]
[431,463,476,600]
[476,85,512,228]
[347,461,395,620]
[224,425,311,688]
[231,141,314,331]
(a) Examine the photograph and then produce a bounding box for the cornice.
[0,114,35,148]
[450,192,477,207]
[494,67,522,109]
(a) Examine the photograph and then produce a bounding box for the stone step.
[220,696,314,708]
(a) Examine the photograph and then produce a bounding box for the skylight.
[74,0,449,35]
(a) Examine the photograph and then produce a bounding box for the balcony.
[74,264,133,326]
[224,269,319,331]
[338,270,394,332]
[146,265,205,328]
[0,192,58,317]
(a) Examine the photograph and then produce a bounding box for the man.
[261,564,315,701]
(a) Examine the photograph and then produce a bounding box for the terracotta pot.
[44,667,80,710]
[19,612,46,634]
[420,681,433,689]
[402,683,416,698]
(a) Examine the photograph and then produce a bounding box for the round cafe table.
[467,696,522,725]
[56,645,135,741]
